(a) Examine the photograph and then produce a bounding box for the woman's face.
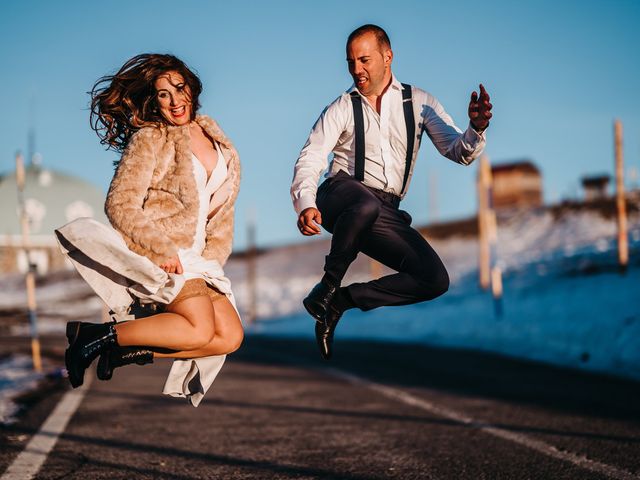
[154,71,192,126]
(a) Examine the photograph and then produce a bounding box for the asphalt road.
[2,334,640,479]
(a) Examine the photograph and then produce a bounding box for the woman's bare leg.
[155,295,243,358]
[115,295,215,351]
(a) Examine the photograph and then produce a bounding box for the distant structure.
[581,174,610,201]
[0,161,107,274]
[491,160,543,209]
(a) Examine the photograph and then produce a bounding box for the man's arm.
[291,97,348,235]
[421,84,492,165]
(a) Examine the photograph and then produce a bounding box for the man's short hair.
[347,24,391,50]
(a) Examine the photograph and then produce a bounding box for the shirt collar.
[389,73,403,91]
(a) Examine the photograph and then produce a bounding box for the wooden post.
[247,212,257,323]
[477,156,490,290]
[478,155,504,315]
[491,265,503,317]
[485,159,504,317]
[614,120,628,272]
[16,152,42,372]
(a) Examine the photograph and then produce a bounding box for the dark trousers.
[316,171,449,311]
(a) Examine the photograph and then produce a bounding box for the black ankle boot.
[303,278,339,322]
[65,321,118,388]
[97,345,154,381]
[315,302,344,361]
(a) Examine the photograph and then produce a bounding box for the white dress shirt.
[291,74,486,215]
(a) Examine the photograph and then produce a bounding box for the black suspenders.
[349,83,415,196]
[400,83,415,196]
[349,92,366,182]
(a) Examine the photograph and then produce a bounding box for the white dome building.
[0,163,108,274]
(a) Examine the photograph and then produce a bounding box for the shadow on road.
[237,334,640,422]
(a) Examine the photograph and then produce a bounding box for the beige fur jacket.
[105,115,241,267]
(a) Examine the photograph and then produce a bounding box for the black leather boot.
[315,303,343,360]
[65,321,118,388]
[97,345,154,381]
[303,278,338,322]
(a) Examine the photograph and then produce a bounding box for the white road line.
[325,367,640,480]
[1,377,91,480]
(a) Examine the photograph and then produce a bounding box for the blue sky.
[1,0,639,250]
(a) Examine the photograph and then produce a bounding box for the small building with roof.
[581,174,610,201]
[491,160,543,209]
[0,161,108,274]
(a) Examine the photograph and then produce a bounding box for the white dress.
[179,142,229,280]
[55,141,236,407]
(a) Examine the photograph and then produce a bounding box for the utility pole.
[477,156,491,290]
[614,120,628,273]
[477,155,503,317]
[16,152,42,372]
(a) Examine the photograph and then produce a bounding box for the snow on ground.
[251,254,640,380]
[0,355,44,424]
[232,208,640,319]
[244,208,640,381]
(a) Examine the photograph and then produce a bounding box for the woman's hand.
[160,255,184,274]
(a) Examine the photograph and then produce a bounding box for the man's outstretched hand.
[468,84,492,132]
[298,207,322,236]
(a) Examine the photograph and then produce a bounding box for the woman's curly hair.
[90,53,202,152]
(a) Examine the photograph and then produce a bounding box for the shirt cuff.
[464,123,486,145]
[293,195,318,216]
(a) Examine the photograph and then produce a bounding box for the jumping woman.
[58,54,243,405]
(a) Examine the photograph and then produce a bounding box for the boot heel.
[66,322,81,344]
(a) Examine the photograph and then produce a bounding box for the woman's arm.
[105,128,178,265]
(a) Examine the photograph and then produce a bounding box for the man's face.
[346,32,393,96]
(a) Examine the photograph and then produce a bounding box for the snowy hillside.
[242,207,640,381]
[231,208,639,318]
